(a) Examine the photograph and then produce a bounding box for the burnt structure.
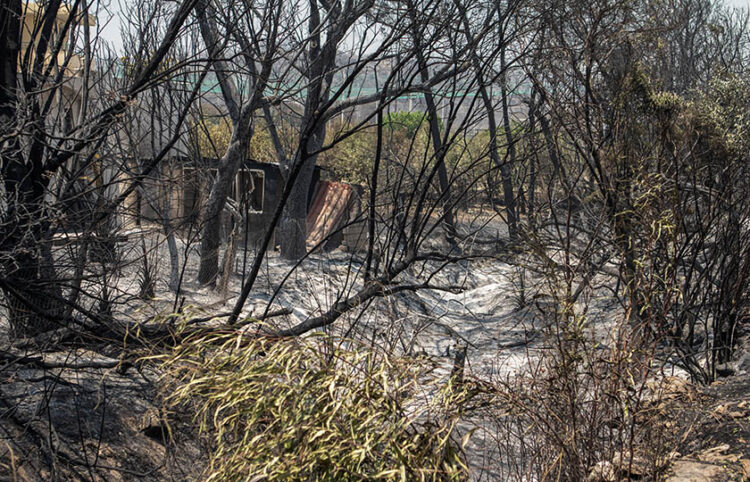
[130,156,340,249]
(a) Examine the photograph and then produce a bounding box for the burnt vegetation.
[0,0,749,479]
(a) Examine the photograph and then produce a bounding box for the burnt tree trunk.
[196,112,253,285]
[279,152,318,261]
[0,1,61,337]
[194,2,254,285]
[498,44,519,239]
[278,0,334,261]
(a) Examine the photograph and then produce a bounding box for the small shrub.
[479,296,679,481]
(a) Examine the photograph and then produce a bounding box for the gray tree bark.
[278,0,336,260]
[194,2,255,285]
[196,111,254,285]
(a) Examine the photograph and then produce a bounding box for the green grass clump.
[157,332,468,481]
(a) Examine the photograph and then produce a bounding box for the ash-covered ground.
[3,221,746,480]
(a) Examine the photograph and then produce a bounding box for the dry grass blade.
[154,330,469,481]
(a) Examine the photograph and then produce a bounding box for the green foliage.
[384,111,442,137]
[192,117,287,163]
[318,123,376,184]
[320,111,448,185]
[157,332,469,481]
[596,65,750,382]
[614,62,684,117]
[194,117,233,158]
[249,121,288,164]
[688,75,750,160]
[649,91,682,115]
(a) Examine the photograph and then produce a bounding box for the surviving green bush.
[384,111,441,138]
[157,331,469,481]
